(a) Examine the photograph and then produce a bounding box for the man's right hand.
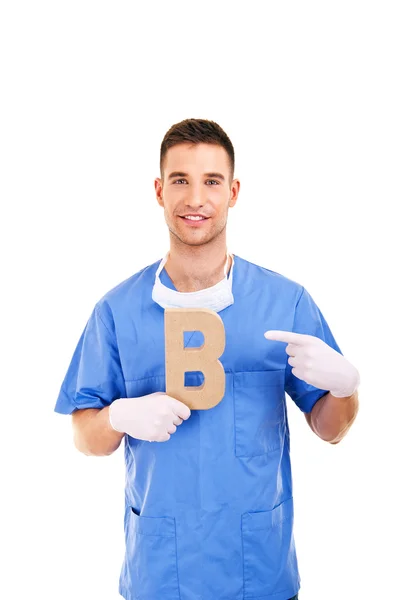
[108,392,191,442]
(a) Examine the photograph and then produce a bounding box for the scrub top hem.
[118,583,301,600]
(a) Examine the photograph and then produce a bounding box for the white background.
[1,1,398,599]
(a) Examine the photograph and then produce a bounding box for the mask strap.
[224,251,234,278]
[155,252,169,278]
[223,252,229,276]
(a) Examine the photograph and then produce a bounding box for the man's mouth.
[179,214,210,226]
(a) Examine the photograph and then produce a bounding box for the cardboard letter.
[165,308,226,410]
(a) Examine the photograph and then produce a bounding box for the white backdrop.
[1,1,398,599]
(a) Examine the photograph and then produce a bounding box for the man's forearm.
[308,390,359,444]
[72,407,125,456]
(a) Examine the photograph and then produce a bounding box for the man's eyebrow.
[205,172,225,181]
[167,171,188,180]
[167,171,225,181]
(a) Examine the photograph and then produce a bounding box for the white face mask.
[152,252,235,313]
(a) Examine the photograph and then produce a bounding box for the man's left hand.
[264,330,360,398]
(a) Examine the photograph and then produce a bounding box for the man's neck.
[164,238,232,293]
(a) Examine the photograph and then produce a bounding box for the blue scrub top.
[55,255,342,600]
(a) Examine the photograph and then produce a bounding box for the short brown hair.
[160,118,235,181]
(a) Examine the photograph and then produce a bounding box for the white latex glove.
[109,392,191,442]
[264,330,360,398]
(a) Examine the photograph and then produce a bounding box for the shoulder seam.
[95,304,113,337]
[294,285,305,311]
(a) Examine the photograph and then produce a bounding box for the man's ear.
[229,179,240,208]
[154,178,164,207]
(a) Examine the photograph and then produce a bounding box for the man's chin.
[170,231,211,247]
[181,237,210,247]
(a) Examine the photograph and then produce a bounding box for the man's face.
[155,143,240,247]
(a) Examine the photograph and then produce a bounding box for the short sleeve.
[54,303,126,415]
[285,286,343,414]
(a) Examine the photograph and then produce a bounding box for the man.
[55,118,360,600]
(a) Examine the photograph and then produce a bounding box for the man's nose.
[184,185,205,207]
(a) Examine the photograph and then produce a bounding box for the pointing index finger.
[264,330,306,344]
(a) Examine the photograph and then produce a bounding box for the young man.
[55,118,359,600]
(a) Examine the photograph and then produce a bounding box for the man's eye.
[206,180,219,185]
[174,179,187,184]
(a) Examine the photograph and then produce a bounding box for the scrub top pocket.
[241,497,298,598]
[233,370,286,458]
[125,508,179,600]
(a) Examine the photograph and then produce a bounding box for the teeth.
[184,216,204,221]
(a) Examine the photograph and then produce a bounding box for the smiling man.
[55,118,360,600]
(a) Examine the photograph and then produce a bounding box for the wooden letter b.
[165,308,226,410]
